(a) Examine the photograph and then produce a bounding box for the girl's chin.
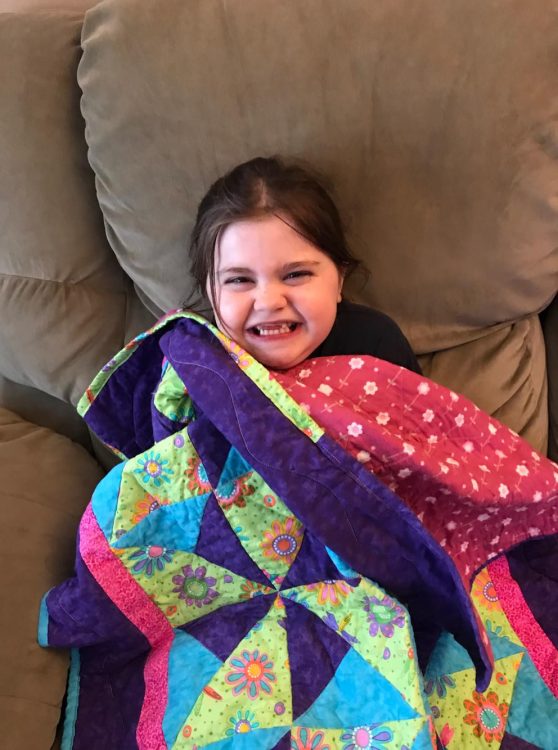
[239,331,312,371]
[255,352,309,371]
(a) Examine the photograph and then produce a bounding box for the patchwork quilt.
[39,312,558,750]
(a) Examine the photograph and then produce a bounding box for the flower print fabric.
[172,564,219,607]
[134,450,174,486]
[261,517,303,565]
[276,359,558,583]
[40,312,557,749]
[363,594,406,638]
[129,545,175,576]
[306,580,351,607]
[132,493,170,524]
[225,649,277,699]
[463,690,509,743]
[340,724,393,750]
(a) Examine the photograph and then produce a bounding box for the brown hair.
[187,156,363,310]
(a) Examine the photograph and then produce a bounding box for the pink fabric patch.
[488,554,558,697]
[274,357,558,584]
[80,505,173,749]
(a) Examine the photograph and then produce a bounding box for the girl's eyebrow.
[218,266,252,276]
[283,260,320,270]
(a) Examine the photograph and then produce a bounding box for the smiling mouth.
[248,322,300,336]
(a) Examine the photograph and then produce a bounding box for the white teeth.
[255,323,293,336]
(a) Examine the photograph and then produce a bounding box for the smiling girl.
[189,156,420,374]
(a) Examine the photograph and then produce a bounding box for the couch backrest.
[0,0,155,419]
[1,0,557,453]
[78,0,558,341]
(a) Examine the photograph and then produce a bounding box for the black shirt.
[311,301,422,374]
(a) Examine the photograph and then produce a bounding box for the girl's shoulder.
[315,301,421,373]
[336,300,401,326]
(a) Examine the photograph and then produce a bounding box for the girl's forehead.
[216,215,328,269]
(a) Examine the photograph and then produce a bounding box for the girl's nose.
[253,282,287,312]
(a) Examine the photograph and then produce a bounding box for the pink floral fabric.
[273,355,558,582]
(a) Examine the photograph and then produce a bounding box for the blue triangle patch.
[217,447,252,485]
[202,727,290,750]
[113,493,209,551]
[426,626,524,682]
[410,721,434,750]
[92,462,125,540]
[507,653,558,749]
[163,629,222,747]
[296,646,419,727]
[485,620,526,660]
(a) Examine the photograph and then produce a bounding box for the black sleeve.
[314,302,422,375]
[370,313,422,375]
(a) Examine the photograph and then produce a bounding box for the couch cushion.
[78,0,558,344]
[419,314,548,454]
[0,408,103,750]
[0,5,155,408]
[0,375,92,449]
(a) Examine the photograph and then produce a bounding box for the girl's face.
[208,215,343,370]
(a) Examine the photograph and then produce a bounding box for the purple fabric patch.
[187,414,232,489]
[163,319,490,689]
[270,731,292,750]
[284,597,349,719]
[195,494,270,586]
[46,545,150,652]
[506,534,558,649]
[45,552,149,750]
[180,594,273,662]
[84,333,165,459]
[500,733,542,749]
[282,531,349,590]
[152,399,186,443]
[75,648,147,750]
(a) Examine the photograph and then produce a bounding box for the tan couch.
[1,0,557,747]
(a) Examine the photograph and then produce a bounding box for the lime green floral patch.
[126,550,272,629]
[154,362,195,424]
[175,599,292,749]
[215,469,305,587]
[112,428,210,540]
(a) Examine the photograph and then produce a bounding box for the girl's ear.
[337,270,345,303]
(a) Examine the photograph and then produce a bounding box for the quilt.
[39,312,558,750]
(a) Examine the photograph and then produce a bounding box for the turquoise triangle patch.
[426,627,524,682]
[202,726,289,750]
[218,447,252,485]
[163,630,222,747]
[325,546,358,578]
[91,462,125,540]
[506,652,558,749]
[425,632,473,678]
[295,646,419,727]
[410,721,434,750]
[485,619,526,660]
[113,493,209,551]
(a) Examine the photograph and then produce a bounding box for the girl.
[40,158,502,750]
[188,156,421,374]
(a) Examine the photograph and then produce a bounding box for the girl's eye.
[285,270,312,281]
[224,276,252,285]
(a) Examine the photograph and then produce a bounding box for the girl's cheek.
[217,295,242,324]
